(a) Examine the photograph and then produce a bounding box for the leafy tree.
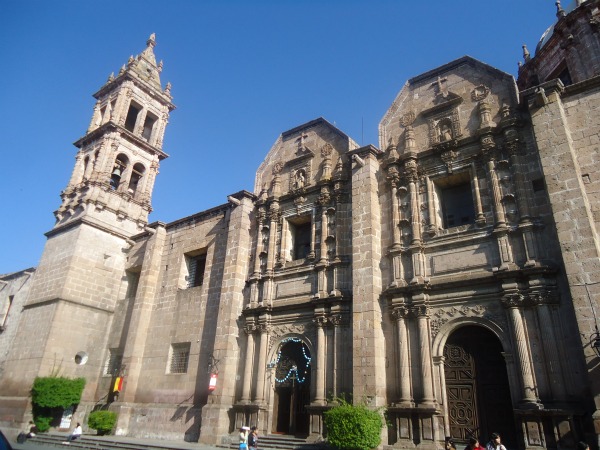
[323,398,383,450]
[30,377,86,432]
[88,410,117,435]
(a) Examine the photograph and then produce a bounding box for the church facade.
[2,2,600,449]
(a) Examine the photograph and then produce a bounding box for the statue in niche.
[294,169,306,190]
[439,120,453,142]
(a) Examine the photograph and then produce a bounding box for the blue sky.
[1,1,558,274]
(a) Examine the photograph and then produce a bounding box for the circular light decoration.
[270,338,311,385]
[74,352,88,365]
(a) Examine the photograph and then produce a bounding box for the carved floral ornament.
[471,84,490,102]
[400,111,416,127]
[272,161,283,175]
[321,143,333,158]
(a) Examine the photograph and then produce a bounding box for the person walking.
[248,426,258,450]
[239,426,249,449]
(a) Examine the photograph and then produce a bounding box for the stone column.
[330,314,342,397]
[416,306,435,406]
[390,176,402,248]
[425,176,437,232]
[309,208,316,260]
[313,316,327,405]
[503,294,540,406]
[240,325,255,404]
[471,162,485,225]
[319,205,328,263]
[486,156,507,226]
[392,306,412,406]
[254,323,269,404]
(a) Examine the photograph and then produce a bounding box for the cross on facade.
[296,132,309,150]
[431,76,448,96]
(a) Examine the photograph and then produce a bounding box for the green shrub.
[323,399,383,450]
[31,377,86,408]
[88,410,117,435]
[33,414,52,433]
[30,377,86,432]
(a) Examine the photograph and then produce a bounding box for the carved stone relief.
[430,303,506,338]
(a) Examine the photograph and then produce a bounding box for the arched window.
[110,154,129,190]
[128,163,145,195]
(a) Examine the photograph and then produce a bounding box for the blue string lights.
[271,337,311,384]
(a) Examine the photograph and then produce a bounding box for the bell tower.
[0,35,175,426]
[56,33,174,236]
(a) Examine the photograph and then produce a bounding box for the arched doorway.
[444,326,517,448]
[271,338,311,436]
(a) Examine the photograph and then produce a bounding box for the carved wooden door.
[445,340,479,441]
[444,326,517,447]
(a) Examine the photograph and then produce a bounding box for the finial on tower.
[158,60,163,73]
[147,33,156,49]
[107,72,115,82]
[522,44,531,62]
[556,1,566,18]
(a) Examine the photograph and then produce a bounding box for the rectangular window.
[290,218,312,260]
[168,342,191,374]
[0,295,13,331]
[186,253,207,288]
[434,172,475,229]
[125,270,140,298]
[124,102,141,132]
[104,348,123,376]
[142,112,158,141]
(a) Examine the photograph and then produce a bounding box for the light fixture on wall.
[584,283,600,358]
[591,328,600,358]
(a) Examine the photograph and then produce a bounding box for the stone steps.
[218,434,326,450]
[28,432,327,450]
[29,433,199,450]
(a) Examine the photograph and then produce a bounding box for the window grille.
[169,343,190,374]
[186,254,206,288]
[104,349,123,376]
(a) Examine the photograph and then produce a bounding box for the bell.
[112,166,122,177]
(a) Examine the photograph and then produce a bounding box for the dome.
[535,0,586,54]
